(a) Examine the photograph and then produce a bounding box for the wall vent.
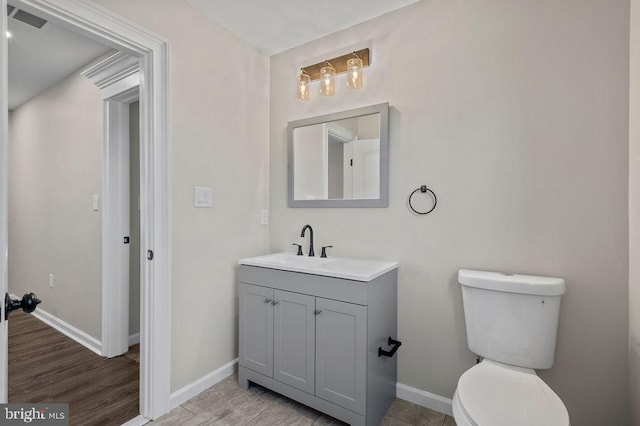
[13,9,47,29]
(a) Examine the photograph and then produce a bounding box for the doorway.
[6,7,142,420]
[0,0,171,420]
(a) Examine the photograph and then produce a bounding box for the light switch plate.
[194,186,213,208]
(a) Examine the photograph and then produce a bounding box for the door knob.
[5,292,41,320]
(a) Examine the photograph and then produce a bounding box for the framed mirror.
[287,102,389,207]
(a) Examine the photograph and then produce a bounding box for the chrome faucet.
[300,224,315,257]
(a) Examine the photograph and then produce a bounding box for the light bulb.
[297,72,310,101]
[320,64,336,96]
[347,57,363,89]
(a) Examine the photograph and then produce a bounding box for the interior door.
[1,0,9,403]
[345,139,380,199]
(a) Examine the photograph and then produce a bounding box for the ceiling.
[185,0,422,55]
[7,3,112,110]
[7,0,421,110]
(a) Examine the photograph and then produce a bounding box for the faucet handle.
[292,243,303,256]
[320,245,333,258]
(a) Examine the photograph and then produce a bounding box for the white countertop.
[239,252,398,282]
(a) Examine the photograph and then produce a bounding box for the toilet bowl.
[455,269,570,426]
[452,359,569,426]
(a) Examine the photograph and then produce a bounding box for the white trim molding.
[82,51,140,101]
[82,51,139,90]
[169,359,238,410]
[12,0,172,419]
[101,98,131,359]
[0,0,10,405]
[26,303,103,356]
[85,54,141,361]
[129,333,141,347]
[396,382,454,417]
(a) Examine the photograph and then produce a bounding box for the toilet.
[453,269,570,426]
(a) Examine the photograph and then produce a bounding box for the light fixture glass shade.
[320,64,336,96]
[297,72,310,101]
[347,57,363,89]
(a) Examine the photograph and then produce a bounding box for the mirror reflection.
[293,113,380,201]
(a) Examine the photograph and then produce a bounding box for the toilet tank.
[458,269,566,369]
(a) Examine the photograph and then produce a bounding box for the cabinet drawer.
[239,266,368,305]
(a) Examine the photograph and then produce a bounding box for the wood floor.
[8,310,139,425]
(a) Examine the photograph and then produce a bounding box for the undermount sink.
[238,252,398,282]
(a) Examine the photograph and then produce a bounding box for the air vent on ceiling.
[7,5,15,16]
[13,9,47,29]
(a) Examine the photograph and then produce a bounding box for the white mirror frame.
[287,102,389,208]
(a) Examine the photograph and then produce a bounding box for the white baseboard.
[129,333,140,346]
[27,302,103,356]
[119,415,149,426]
[396,382,453,416]
[167,360,451,419]
[169,358,238,410]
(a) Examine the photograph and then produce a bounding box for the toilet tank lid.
[458,269,566,296]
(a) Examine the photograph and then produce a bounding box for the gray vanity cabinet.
[238,265,398,426]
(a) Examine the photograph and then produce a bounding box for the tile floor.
[151,374,456,425]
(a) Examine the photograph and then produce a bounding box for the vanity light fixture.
[320,62,336,96]
[297,47,370,100]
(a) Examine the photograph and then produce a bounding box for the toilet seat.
[454,359,569,426]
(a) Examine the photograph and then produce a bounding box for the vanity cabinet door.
[239,283,274,377]
[273,290,316,394]
[315,298,367,414]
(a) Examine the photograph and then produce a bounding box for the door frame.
[0,0,9,406]
[0,0,171,420]
[82,51,141,359]
[102,87,138,358]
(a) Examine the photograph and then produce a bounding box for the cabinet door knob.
[314,309,322,315]
[265,298,273,303]
[271,300,280,305]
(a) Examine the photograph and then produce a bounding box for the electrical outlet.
[49,273,54,288]
[261,209,269,225]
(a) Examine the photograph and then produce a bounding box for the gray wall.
[94,0,271,392]
[630,0,640,423]
[269,1,630,425]
[8,62,103,340]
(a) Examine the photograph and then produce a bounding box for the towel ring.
[409,185,437,215]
